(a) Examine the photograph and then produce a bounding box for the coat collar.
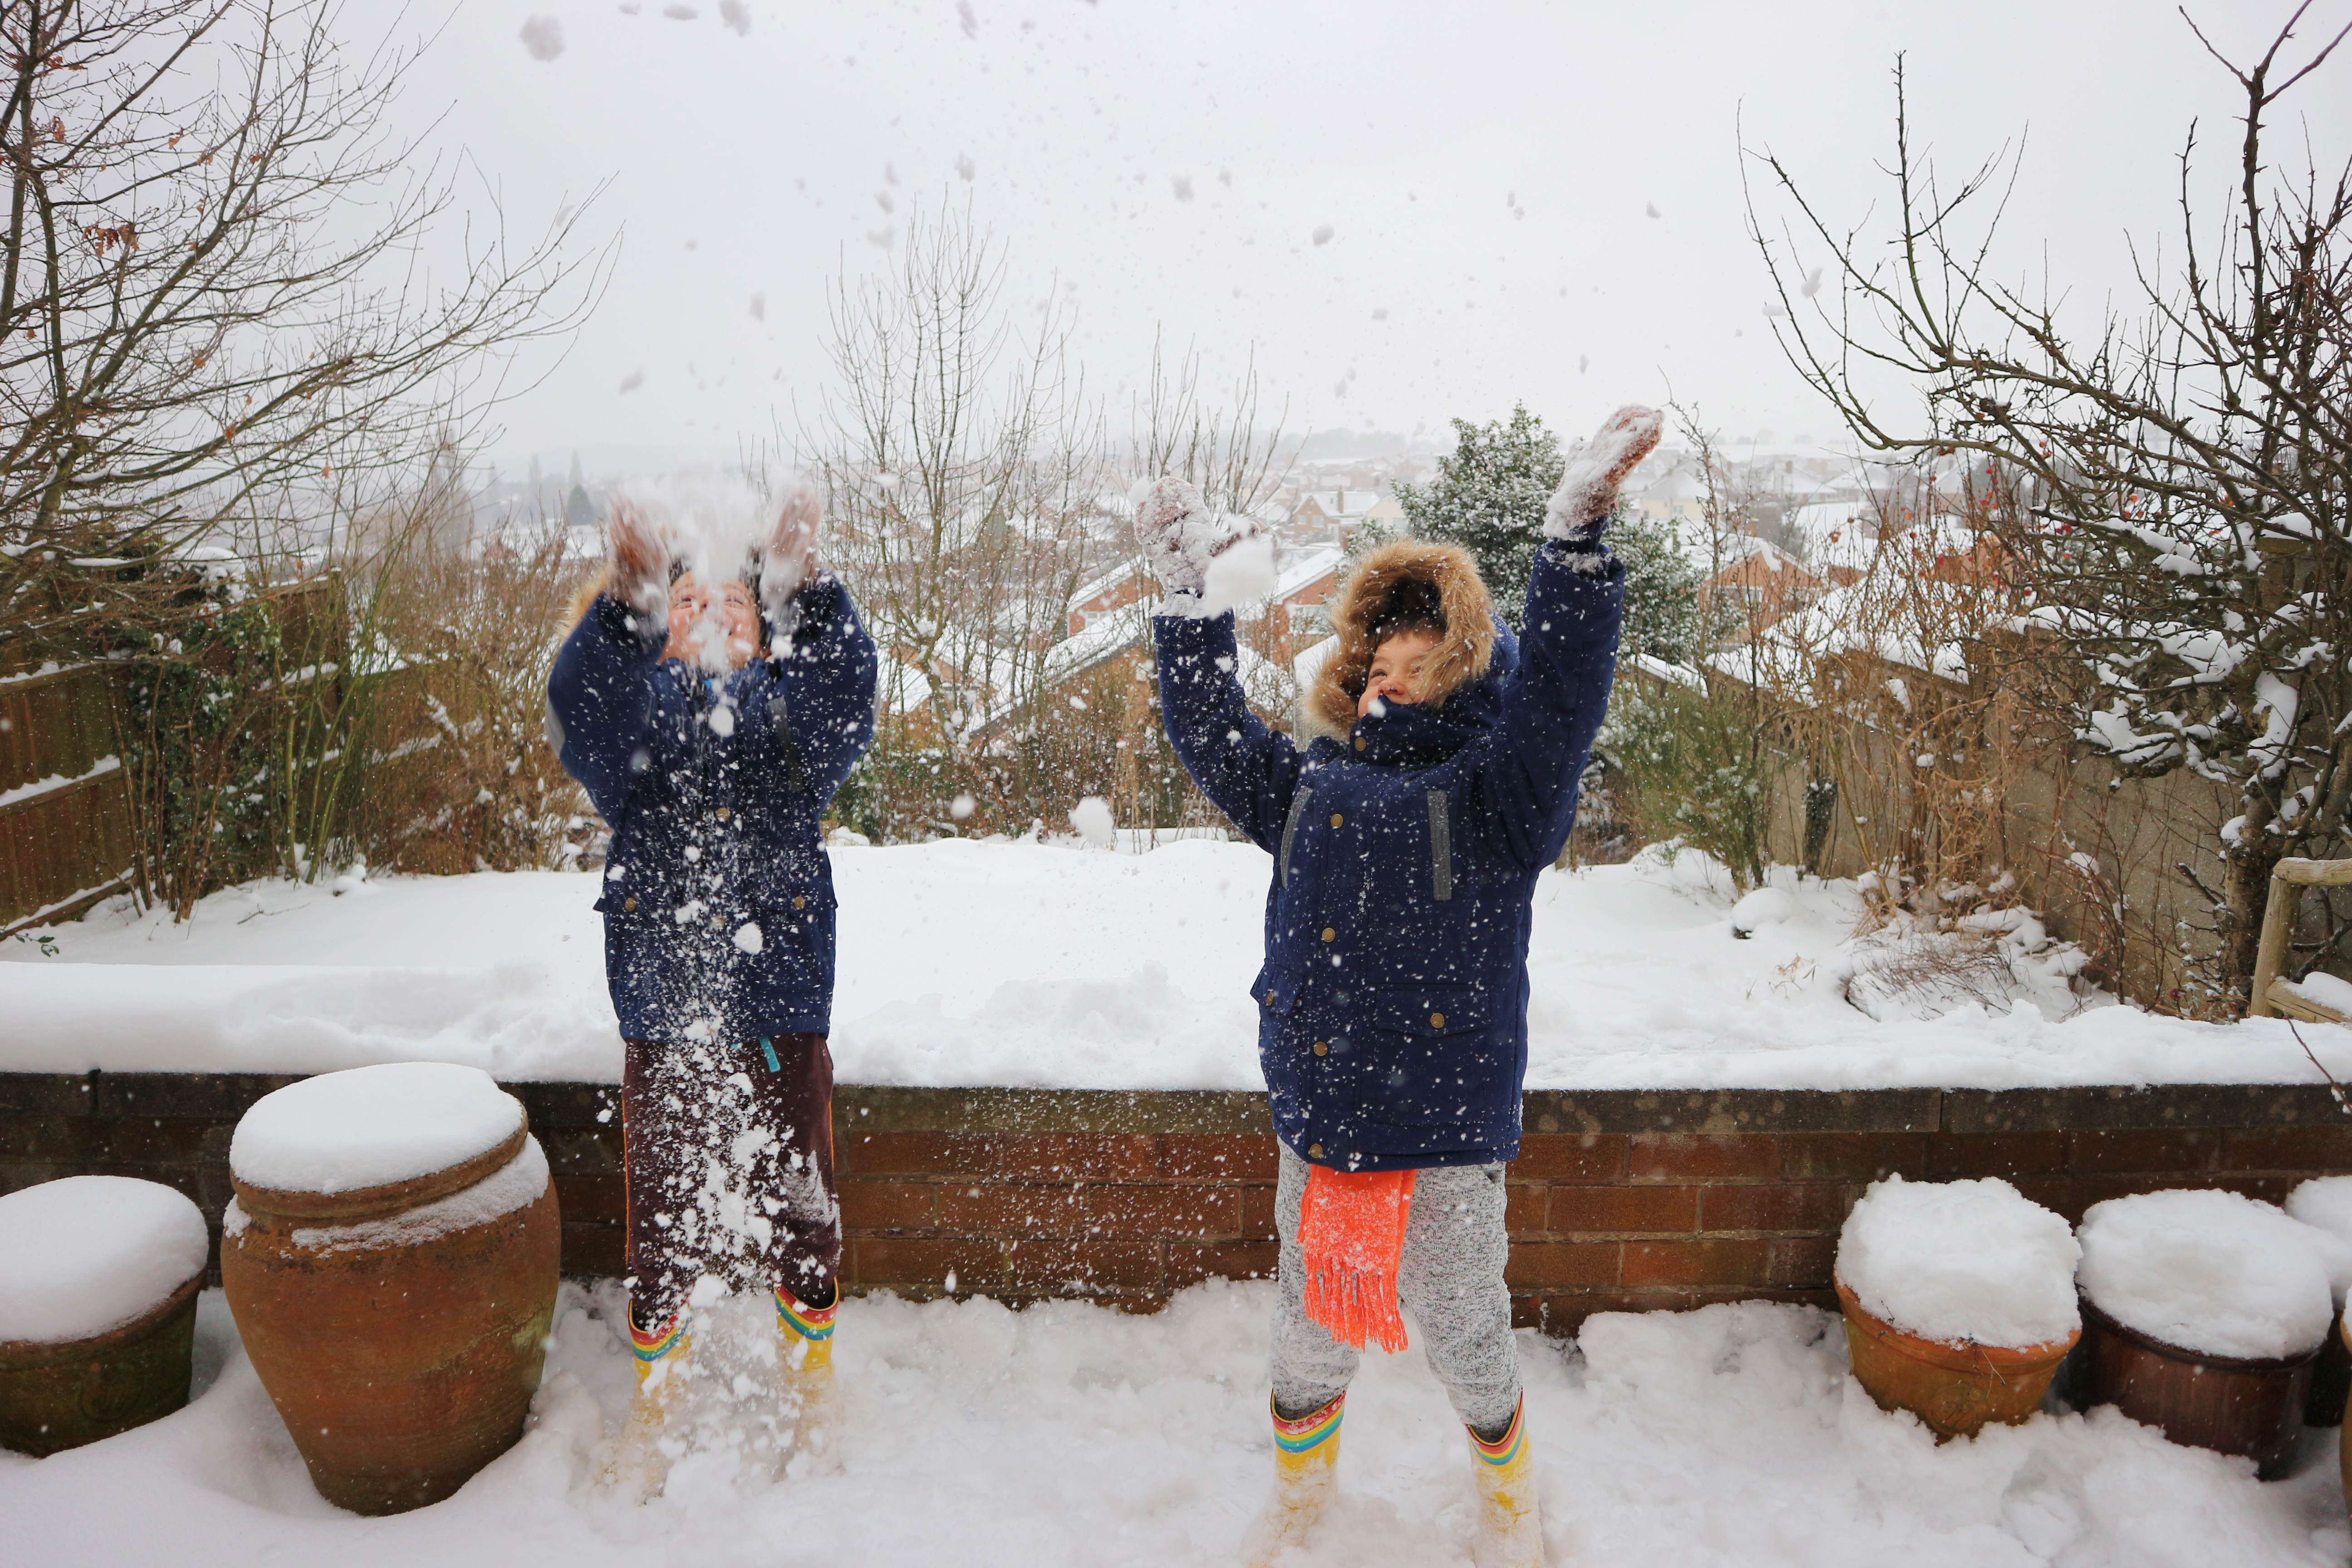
[1318,619,1519,768]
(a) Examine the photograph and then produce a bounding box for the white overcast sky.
[341,0,2352,478]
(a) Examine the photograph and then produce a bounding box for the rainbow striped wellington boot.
[1240,1390,1345,1566]
[603,1307,691,1500]
[775,1281,842,1469]
[1467,1394,1543,1568]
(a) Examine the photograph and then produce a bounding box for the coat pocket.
[1344,983,1510,1127]
[1251,962,1305,1016]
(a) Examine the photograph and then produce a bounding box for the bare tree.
[1746,10,2352,1007]
[801,198,1107,838]
[1130,330,1290,518]
[1,0,606,656]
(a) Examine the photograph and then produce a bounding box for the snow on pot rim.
[1834,1173,2081,1348]
[2077,1188,2337,1361]
[229,1061,524,1196]
[0,1176,209,1345]
[2284,1175,2352,1305]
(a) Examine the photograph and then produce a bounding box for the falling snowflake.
[663,3,698,18]
[1171,174,1194,202]
[957,0,978,37]
[519,16,564,59]
[748,293,765,321]
[1311,224,1334,246]
[1645,202,1661,219]
[619,370,644,393]
[718,0,750,34]
[956,152,976,181]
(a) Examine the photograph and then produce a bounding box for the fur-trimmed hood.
[1303,539,1502,740]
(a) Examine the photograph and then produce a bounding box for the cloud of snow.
[1196,531,1278,618]
[1069,796,1115,848]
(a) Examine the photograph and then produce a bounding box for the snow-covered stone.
[1836,1174,2080,1348]
[230,1062,523,1196]
[2078,1189,2337,1361]
[0,1176,208,1344]
[2283,1175,2352,1304]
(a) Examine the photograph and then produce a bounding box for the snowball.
[231,1063,524,1196]
[0,1177,208,1343]
[1836,1174,2080,1348]
[950,793,977,820]
[734,921,764,954]
[1069,796,1115,849]
[2078,1189,2337,1360]
[2283,1176,2352,1303]
[1196,531,1278,618]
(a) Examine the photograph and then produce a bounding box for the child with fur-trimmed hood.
[1137,405,1661,1568]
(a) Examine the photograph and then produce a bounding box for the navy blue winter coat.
[1153,539,1622,1171]
[548,575,877,1044]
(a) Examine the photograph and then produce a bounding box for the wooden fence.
[0,653,137,934]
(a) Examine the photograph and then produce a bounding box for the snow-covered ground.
[5,837,2349,1090]
[2,1283,2343,1568]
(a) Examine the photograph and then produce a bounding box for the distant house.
[1703,534,1827,633]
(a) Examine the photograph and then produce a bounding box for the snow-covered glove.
[1544,404,1665,557]
[607,497,671,625]
[759,477,824,645]
[1132,475,1265,615]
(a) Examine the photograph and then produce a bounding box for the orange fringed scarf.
[1298,1165,1417,1353]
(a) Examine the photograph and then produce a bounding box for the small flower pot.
[0,1275,202,1456]
[2077,1294,2316,1480]
[1836,1277,2078,1439]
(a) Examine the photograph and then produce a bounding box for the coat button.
[1312,1040,1328,1056]
[622,897,637,912]
[715,806,731,820]
[1321,927,1336,943]
[1308,1143,1324,1159]
[1353,736,1366,751]
[1431,1012,1446,1028]
[1328,813,1343,828]
[1266,990,1277,1005]
[793,895,807,910]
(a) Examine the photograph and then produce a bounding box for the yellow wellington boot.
[1467,1395,1543,1568]
[1240,1391,1345,1567]
[603,1309,691,1501]
[775,1283,842,1471]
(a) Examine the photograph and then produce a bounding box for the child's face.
[1358,628,1439,717]
[666,573,761,671]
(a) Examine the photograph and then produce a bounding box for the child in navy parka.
[547,487,876,1492]
[1137,406,1662,1567]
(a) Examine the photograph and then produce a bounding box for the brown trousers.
[621,1033,840,1329]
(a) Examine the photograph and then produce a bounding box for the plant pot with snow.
[2284,1176,2352,1426]
[1833,1174,2082,1439]
[2075,1188,2338,1480]
[221,1063,561,1515]
[0,1176,211,1456]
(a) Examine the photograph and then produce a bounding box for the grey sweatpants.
[1269,1141,1522,1436]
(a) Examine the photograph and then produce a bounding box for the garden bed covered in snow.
[6,838,2349,1093]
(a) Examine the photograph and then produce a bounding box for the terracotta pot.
[2078,1294,2316,1480]
[222,1119,560,1515]
[2307,1303,2351,1428]
[0,1275,201,1456]
[2339,1312,2351,1522]
[1835,1277,2078,1439]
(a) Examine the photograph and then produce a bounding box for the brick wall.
[5,1073,2349,1336]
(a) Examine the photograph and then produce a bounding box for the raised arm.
[1470,404,1659,869]
[1152,609,1305,852]
[755,573,878,806]
[547,500,673,821]
[1132,475,1302,850]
